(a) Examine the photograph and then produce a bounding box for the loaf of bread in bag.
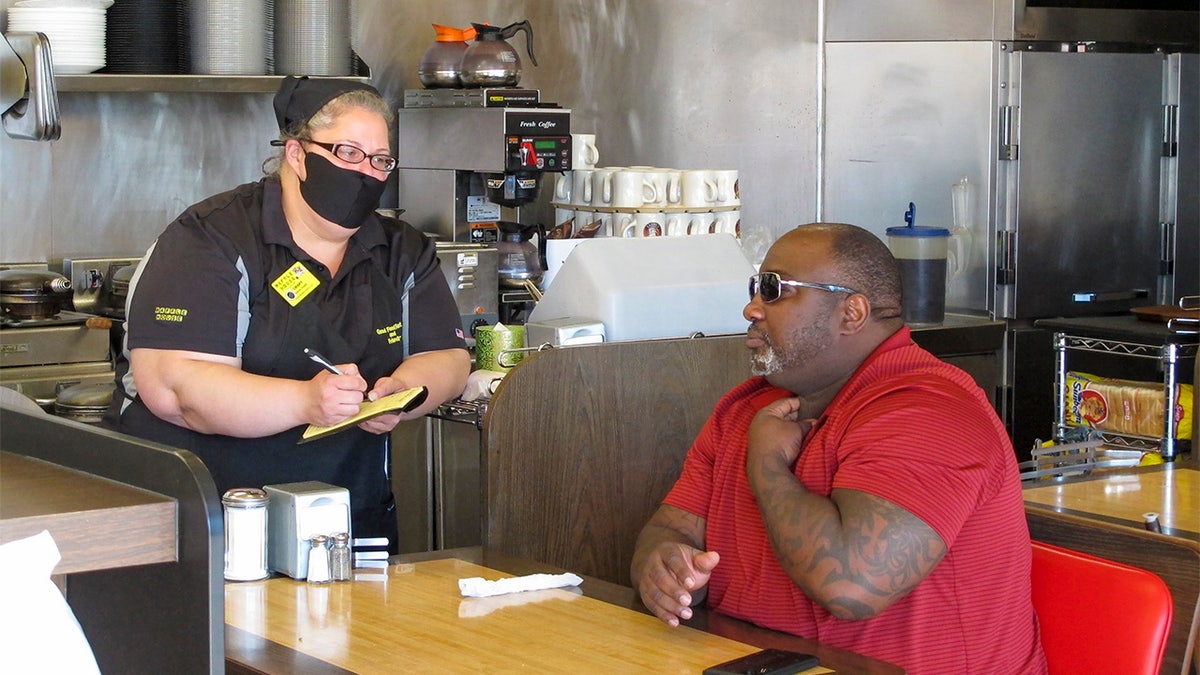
[1065,371,1194,439]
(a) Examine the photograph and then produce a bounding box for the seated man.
[631,222,1046,674]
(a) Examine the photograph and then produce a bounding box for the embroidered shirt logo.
[375,320,402,345]
[154,306,188,323]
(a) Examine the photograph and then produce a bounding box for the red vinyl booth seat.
[1031,540,1173,675]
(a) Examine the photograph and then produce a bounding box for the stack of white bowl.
[6,0,113,75]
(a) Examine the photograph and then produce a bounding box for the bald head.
[778,223,903,321]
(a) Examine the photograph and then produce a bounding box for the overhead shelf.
[54,74,371,94]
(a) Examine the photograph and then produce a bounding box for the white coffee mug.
[571,133,600,170]
[553,172,572,203]
[611,169,660,208]
[664,213,688,237]
[681,170,719,208]
[571,169,595,206]
[713,210,741,237]
[634,169,676,207]
[661,169,683,205]
[619,212,665,238]
[591,167,620,207]
[711,169,740,206]
[687,213,717,236]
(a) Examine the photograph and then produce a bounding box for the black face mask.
[299,152,387,229]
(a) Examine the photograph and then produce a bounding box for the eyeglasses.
[302,139,397,172]
[748,272,858,303]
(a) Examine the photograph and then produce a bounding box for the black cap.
[273,76,381,133]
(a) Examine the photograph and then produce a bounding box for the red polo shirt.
[665,327,1047,675]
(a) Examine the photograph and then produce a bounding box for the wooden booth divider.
[483,334,750,587]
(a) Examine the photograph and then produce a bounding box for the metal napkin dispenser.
[264,481,351,580]
[525,317,605,347]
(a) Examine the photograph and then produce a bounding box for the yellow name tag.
[271,262,321,307]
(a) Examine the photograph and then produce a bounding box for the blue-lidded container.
[886,203,950,326]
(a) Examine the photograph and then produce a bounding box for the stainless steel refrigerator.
[822,2,1197,454]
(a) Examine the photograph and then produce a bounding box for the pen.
[304,348,344,376]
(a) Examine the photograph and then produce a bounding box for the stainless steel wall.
[1,0,820,269]
[822,40,996,313]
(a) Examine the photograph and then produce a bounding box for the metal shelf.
[54,74,370,94]
[1052,331,1198,461]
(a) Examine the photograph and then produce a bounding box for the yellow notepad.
[299,386,428,444]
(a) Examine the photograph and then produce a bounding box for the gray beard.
[747,307,836,379]
[750,342,782,376]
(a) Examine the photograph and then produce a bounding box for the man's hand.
[634,543,719,627]
[746,397,814,474]
[631,505,717,627]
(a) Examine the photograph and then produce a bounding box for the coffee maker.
[396,89,570,323]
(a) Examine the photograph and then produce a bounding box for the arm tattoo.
[757,480,946,620]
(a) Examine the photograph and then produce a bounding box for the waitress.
[104,76,470,549]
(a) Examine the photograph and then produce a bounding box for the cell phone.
[702,648,820,675]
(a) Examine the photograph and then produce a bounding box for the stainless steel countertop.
[909,312,1006,357]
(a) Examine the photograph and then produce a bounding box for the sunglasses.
[749,272,858,303]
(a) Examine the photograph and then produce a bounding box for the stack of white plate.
[6,0,112,75]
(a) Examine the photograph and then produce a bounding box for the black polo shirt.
[124,178,464,372]
[108,178,466,544]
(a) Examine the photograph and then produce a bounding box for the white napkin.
[0,530,100,674]
[458,586,583,618]
[460,369,507,401]
[458,572,583,598]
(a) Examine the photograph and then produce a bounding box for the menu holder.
[298,386,428,444]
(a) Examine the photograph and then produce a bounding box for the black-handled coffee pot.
[459,20,537,88]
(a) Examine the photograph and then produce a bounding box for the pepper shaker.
[330,532,352,581]
[306,534,331,584]
[222,488,269,581]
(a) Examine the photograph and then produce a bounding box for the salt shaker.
[222,488,269,581]
[330,532,352,581]
[306,534,331,584]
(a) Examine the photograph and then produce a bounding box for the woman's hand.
[308,362,368,427]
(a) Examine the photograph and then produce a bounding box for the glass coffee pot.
[417,24,476,88]
[459,20,537,87]
[496,221,544,288]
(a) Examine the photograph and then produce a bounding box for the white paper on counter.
[0,530,100,674]
[458,585,583,618]
[458,571,583,598]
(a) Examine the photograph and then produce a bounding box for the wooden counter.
[1023,464,1199,537]
[225,548,903,674]
[0,451,177,574]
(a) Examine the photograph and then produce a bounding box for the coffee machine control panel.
[502,109,571,172]
[505,135,570,172]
